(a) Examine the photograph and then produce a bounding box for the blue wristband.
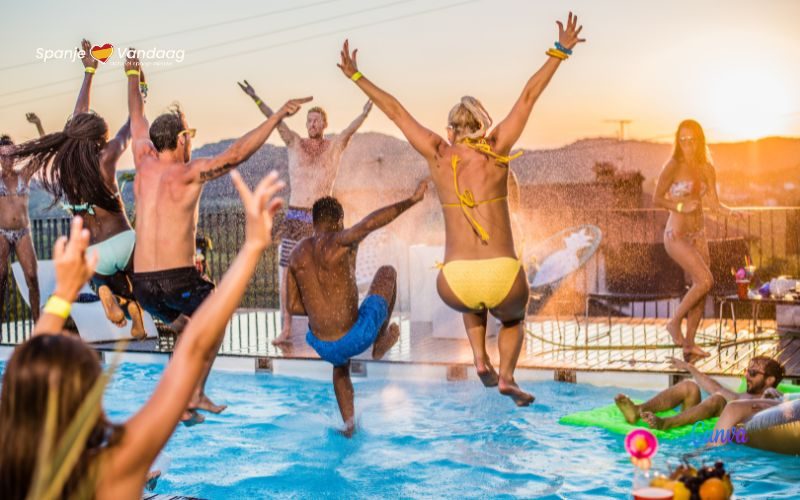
[555,42,572,55]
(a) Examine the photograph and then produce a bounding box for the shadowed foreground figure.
[614,356,784,430]
[287,181,427,436]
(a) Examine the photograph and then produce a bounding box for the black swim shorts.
[132,267,215,323]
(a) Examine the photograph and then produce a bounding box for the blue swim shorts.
[306,295,389,367]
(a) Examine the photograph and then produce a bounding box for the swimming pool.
[2,361,799,498]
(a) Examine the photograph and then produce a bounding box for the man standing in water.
[287,181,427,436]
[126,53,310,424]
[237,80,372,345]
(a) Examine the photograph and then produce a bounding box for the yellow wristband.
[255,99,262,106]
[84,67,96,74]
[350,71,363,82]
[677,202,684,213]
[44,295,72,319]
[125,69,140,77]
[546,49,569,60]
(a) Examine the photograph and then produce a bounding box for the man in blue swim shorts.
[287,180,427,436]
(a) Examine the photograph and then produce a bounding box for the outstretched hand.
[278,96,313,117]
[80,39,98,69]
[231,171,285,250]
[237,80,258,99]
[337,39,359,79]
[25,112,41,125]
[53,216,98,301]
[125,49,141,73]
[667,356,691,372]
[556,12,586,50]
[410,178,429,203]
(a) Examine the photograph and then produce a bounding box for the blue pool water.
[2,361,799,498]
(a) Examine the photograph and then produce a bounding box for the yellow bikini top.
[441,138,522,242]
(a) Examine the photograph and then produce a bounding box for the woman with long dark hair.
[0,172,283,498]
[336,13,584,406]
[654,119,738,362]
[0,131,41,324]
[12,40,147,338]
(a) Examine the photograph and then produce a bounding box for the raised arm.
[25,112,45,137]
[237,80,301,146]
[73,39,98,119]
[125,51,157,166]
[338,40,444,162]
[488,13,585,156]
[33,217,98,336]
[188,97,311,183]
[99,118,131,182]
[335,100,372,148]
[114,171,284,480]
[336,179,427,246]
[669,357,739,400]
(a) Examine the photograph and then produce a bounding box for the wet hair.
[671,119,712,167]
[448,96,492,141]
[312,196,343,226]
[307,106,328,125]
[0,335,124,499]
[0,134,13,146]
[150,105,185,152]
[751,356,785,387]
[11,112,121,212]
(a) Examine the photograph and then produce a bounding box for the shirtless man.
[287,180,427,435]
[614,355,784,430]
[237,80,372,345]
[126,53,310,424]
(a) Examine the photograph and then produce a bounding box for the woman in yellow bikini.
[654,120,739,362]
[337,13,585,406]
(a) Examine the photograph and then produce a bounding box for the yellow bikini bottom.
[439,257,522,310]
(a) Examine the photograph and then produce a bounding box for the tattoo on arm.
[200,163,235,181]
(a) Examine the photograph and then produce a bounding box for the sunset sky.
[1,0,798,168]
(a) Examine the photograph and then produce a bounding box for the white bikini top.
[0,175,28,197]
[670,179,706,198]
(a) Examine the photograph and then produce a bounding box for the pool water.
[2,362,799,498]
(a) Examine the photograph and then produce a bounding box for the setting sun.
[704,65,794,141]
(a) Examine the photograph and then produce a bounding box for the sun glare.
[705,67,794,141]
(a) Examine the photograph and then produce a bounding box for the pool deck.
[80,309,800,387]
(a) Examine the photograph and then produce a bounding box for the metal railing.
[2,210,279,345]
[3,207,799,345]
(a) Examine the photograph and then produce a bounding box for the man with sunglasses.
[237,80,372,346]
[614,356,785,430]
[125,53,311,425]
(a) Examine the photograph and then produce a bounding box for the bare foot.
[168,315,189,335]
[476,360,499,387]
[666,320,684,347]
[498,378,535,407]
[687,344,710,358]
[194,394,227,414]
[98,285,126,327]
[273,322,293,345]
[372,323,400,360]
[614,394,640,424]
[181,409,205,427]
[640,411,666,430]
[145,469,161,492]
[128,301,147,340]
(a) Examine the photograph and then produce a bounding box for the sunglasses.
[747,368,765,377]
[178,128,196,138]
[679,136,698,143]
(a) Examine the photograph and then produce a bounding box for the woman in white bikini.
[654,119,738,362]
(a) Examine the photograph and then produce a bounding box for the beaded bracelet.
[554,42,573,55]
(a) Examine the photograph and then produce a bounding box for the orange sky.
[1,0,798,167]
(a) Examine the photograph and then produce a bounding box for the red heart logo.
[90,43,114,63]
